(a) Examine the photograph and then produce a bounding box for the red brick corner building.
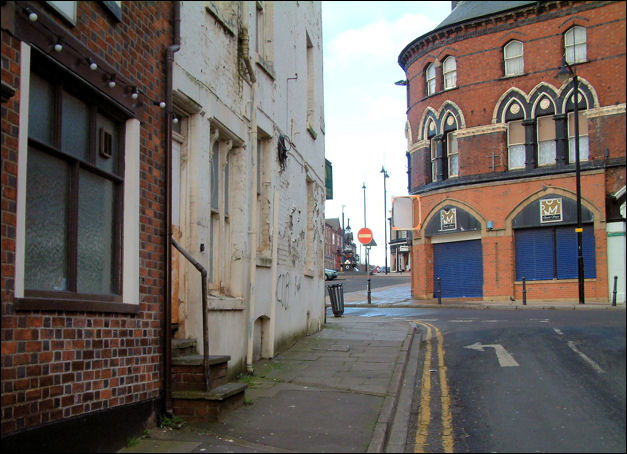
[398,1,625,302]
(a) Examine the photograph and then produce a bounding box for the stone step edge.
[171,382,247,401]
[171,354,231,366]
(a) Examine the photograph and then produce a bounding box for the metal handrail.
[171,237,210,393]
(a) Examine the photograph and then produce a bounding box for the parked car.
[325,269,338,280]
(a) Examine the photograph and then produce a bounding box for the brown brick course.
[1,1,172,438]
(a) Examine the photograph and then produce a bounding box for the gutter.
[164,0,181,417]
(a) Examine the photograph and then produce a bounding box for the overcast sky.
[322,1,452,267]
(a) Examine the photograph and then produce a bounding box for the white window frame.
[443,56,457,90]
[507,120,526,169]
[565,26,587,65]
[15,43,139,307]
[536,116,557,166]
[568,111,589,163]
[430,138,438,181]
[426,63,436,96]
[504,40,524,77]
[447,131,459,177]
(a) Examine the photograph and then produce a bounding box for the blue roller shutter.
[515,228,554,281]
[555,225,596,279]
[433,240,483,297]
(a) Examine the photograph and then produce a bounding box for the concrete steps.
[171,338,246,422]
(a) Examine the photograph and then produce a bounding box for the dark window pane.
[25,149,68,290]
[28,74,54,145]
[77,170,116,294]
[61,91,89,161]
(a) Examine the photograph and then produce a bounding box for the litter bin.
[327,283,344,317]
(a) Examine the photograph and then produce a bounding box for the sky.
[321,1,452,267]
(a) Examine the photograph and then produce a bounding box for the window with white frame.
[426,63,436,96]
[430,137,438,181]
[565,26,586,64]
[443,56,457,90]
[508,120,526,169]
[537,116,556,166]
[447,131,459,177]
[18,48,140,310]
[504,40,524,76]
[568,111,589,162]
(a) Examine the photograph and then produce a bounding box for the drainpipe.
[268,190,280,357]
[241,4,258,373]
[164,0,181,416]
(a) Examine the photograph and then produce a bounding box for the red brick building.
[324,218,342,271]
[398,1,625,302]
[1,1,173,450]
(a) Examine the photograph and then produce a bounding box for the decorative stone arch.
[422,198,487,238]
[529,82,560,117]
[493,87,529,123]
[438,100,465,130]
[420,107,439,140]
[557,76,599,114]
[504,186,601,236]
[405,120,413,147]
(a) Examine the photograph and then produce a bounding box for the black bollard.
[367,278,371,304]
[522,277,527,305]
[437,277,442,305]
[612,275,618,306]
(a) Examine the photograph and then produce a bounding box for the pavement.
[119,280,624,454]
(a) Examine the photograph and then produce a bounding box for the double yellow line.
[414,321,454,453]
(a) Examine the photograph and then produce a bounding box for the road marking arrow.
[464,342,520,367]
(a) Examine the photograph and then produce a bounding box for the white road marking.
[553,328,564,335]
[567,341,605,374]
[483,320,504,323]
[450,319,475,323]
[530,318,550,323]
[464,342,520,367]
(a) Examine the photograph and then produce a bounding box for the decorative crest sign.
[540,198,562,223]
[440,208,457,231]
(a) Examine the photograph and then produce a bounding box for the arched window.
[444,114,459,177]
[443,56,457,90]
[565,26,586,64]
[507,119,525,169]
[426,63,436,96]
[504,40,524,76]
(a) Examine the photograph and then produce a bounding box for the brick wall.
[1,1,172,438]
[411,172,609,300]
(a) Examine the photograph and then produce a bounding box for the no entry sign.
[357,227,373,245]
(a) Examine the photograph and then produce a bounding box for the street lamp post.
[556,56,585,304]
[381,167,389,274]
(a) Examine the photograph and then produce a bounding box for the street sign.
[357,227,373,245]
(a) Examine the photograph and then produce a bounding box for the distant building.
[390,229,412,272]
[398,1,625,302]
[325,218,342,270]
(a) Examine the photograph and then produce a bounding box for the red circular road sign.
[357,227,373,245]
